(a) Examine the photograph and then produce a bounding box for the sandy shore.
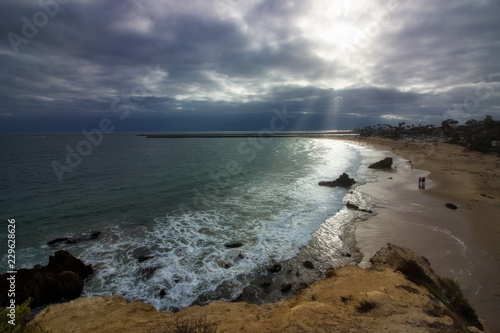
[338,136,500,331]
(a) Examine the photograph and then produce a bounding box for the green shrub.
[438,277,483,331]
[0,298,47,333]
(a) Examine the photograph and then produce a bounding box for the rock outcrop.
[368,157,393,169]
[33,244,486,333]
[370,243,483,331]
[47,231,102,247]
[318,173,356,188]
[0,250,93,308]
[345,202,373,213]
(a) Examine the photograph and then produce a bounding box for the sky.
[1,0,500,133]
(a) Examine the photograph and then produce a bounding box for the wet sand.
[340,137,500,332]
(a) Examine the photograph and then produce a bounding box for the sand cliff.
[34,244,488,333]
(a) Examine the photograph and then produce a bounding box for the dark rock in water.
[224,241,243,249]
[261,281,272,288]
[445,203,458,210]
[47,237,71,246]
[342,253,352,258]
[0,250,93,308]
[368,157,393,169]
[139,266,160,279]
[325,270,336,278]
[260,281,272,293]
[345,202,373,213]
[296,282,309,292]
[318,173,356,188]
[281,283,293,293]
[48,231,102,247]
[159,289,167,299]
[224,263,231,269]
[269,264,282,273]
[137,255,156,263]
[303,261,315,269]
[346,202,359,210]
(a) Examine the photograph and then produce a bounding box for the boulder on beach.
[368,157,393,169]
[0,250,93,308]
[318,173,356,188]
[445,203,458,210]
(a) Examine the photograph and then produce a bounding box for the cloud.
[1,0,499,133]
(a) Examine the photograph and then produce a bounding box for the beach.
[24,135,499,332]
[341,136,500,331]
[2,136,500,332]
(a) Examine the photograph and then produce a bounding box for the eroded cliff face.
[34,244,487,333]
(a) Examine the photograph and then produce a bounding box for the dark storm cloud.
[1,0,499,133]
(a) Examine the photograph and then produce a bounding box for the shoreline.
[20,137,498,331]
[337,136,500,332]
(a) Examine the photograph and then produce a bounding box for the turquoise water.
[0,133,377,310]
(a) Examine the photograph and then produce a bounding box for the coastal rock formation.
[346,202,373,213]
[370,243,440,286]
[368,157,393,169]
[318,172,356,188]
[47,231,102,247]
[0,250,93,308]
[370,243,483,331]
[34,244,486,333]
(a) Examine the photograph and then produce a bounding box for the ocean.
[0,133,384,311]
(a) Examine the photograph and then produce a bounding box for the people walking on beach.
[418,177,426,190]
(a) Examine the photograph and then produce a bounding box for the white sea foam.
[76,139,369,310]
[65,139,385,311]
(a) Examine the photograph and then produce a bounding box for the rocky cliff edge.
[33,244,489,333]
